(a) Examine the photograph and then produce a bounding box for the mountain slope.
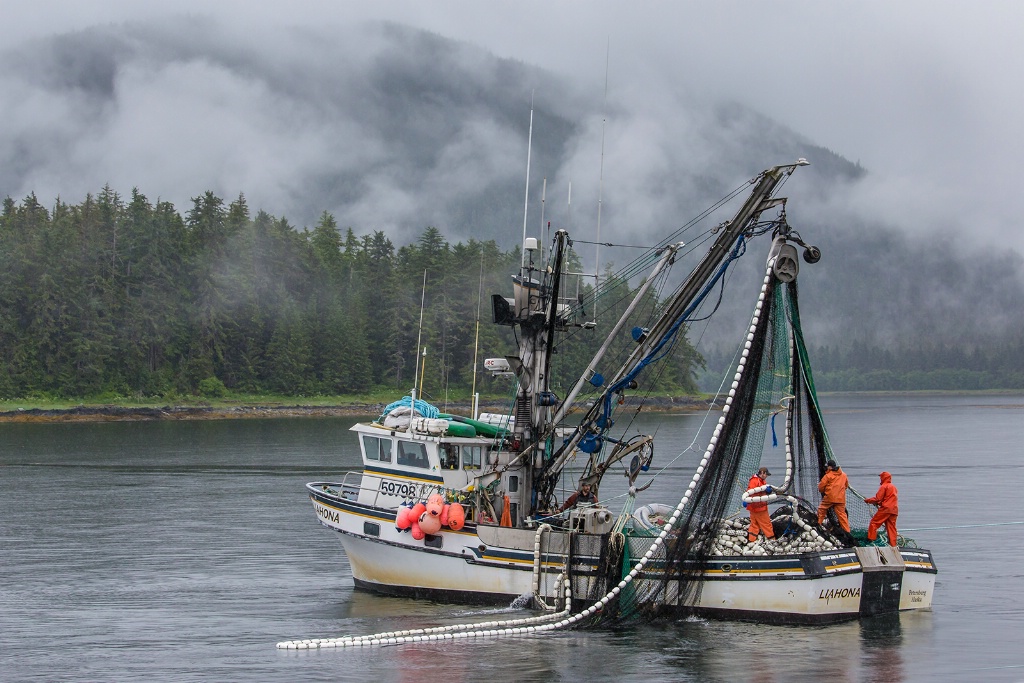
[1,17,1021,357]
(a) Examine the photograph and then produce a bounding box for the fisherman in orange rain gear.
[865,471,899,546]
[817,460,851,532]
[746,466,776,543]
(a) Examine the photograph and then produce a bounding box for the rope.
[380,396,439,420]
[532,525,564,611]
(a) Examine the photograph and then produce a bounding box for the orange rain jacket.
[865,471,899,513]
[747,474,769,512]
[818,468,849,505]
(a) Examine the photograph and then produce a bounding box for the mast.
[489,229,573,523]
[470,251,484,418]
[409,269,428,432]
[508,231,567,448]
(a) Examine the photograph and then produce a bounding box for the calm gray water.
[1,395,1022,682]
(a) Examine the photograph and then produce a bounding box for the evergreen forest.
[0,189,701,404]
[2,189,1021,405]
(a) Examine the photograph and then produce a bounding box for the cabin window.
[397,440,430,469]
[507,475,519,493]
[363,521,380,537]
[424,535,443,549]
[362,435,393,463]
[461,445,484,469]
[440,444,459,470]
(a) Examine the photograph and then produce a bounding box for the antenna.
[520,92,535,268]
[539,178,547,263]
[566,179,572,228]
[594,39,610,321]
[470,250,484,418]
[410,269,428,429]
[419,347,427,401]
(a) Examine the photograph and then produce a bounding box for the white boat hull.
[311,484,568,603]
[339,531,536,601]
[310,484,936,623]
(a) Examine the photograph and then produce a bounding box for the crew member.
[865,471,899,546]
[817,460,851,532]
[560,482,598,512]
[746,466,776,543]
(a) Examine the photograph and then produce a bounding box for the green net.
[585,267,880,623]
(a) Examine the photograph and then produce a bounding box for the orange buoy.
[395,506,413,530]
[418,510,442,535]
[447,502,466,531]
[440,503,451,527]
[410,502,426,520]
[426,493,445,517]
[410,519,425,540]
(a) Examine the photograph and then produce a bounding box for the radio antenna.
[520,91,535,268]
[594,39,610,319]
[539,178,547,262]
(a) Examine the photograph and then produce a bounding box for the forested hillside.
[0,189,701,401]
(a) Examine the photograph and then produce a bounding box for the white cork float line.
[276,575,572,649]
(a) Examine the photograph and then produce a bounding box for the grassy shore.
[4,390,1020,424]
[0,392,418,423]
[0,391,712,423]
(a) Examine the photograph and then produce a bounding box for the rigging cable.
[567,172,762,320]
[572,239,659,250]
[596,232,752,428]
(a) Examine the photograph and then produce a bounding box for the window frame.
[361,434,393,463]
[460,444,485,470]
[397,440,430,469]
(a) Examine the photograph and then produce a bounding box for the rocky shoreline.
[0,395,710,423]
[0,404,384,423]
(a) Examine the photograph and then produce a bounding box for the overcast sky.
[3,1,1022,251]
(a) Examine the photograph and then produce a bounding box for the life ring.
[632,503,675,531]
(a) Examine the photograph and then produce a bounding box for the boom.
[539,160,810,500]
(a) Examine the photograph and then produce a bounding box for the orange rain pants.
[867,510,899,547]
[817,468,850,532]
[747,507,775,542]
[817,502,851,533]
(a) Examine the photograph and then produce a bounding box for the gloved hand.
[765,486,773,494]
[742,501,748,508]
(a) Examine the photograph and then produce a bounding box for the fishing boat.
[304,160,936,625]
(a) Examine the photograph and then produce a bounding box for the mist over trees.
[2,186,1020,403]
[0,189,706,401]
